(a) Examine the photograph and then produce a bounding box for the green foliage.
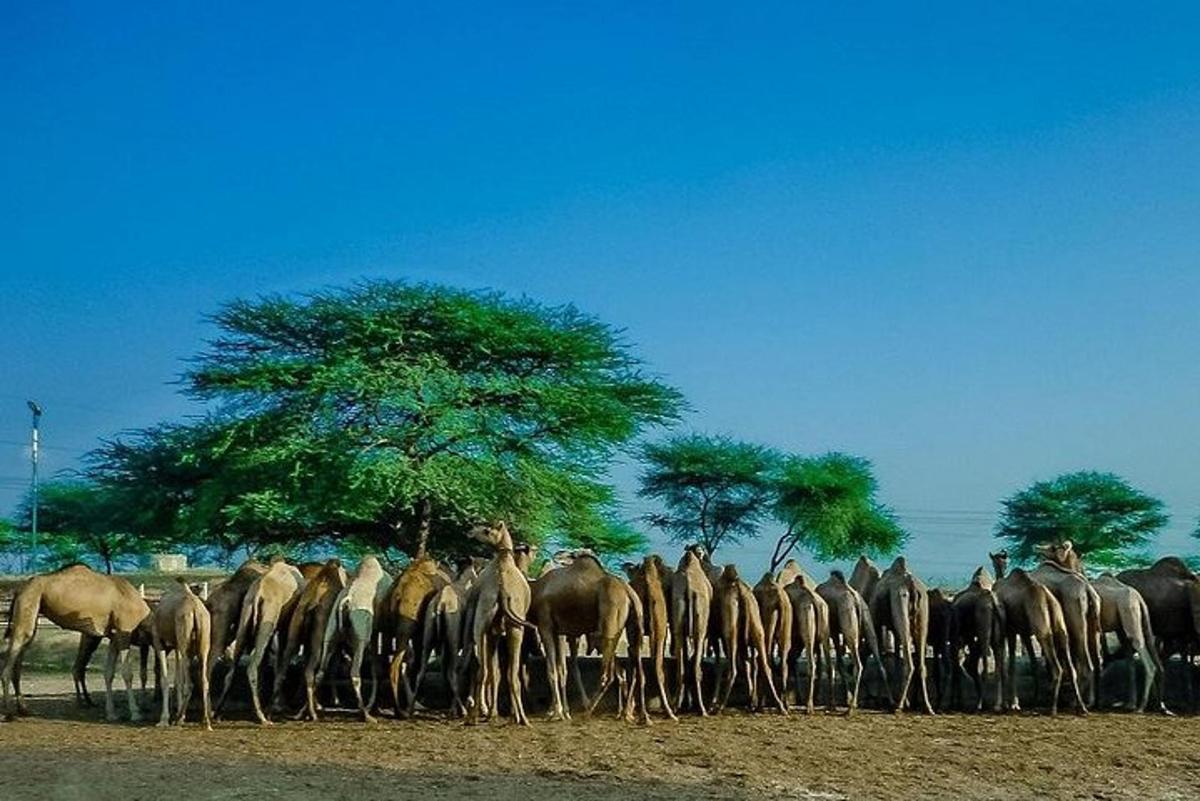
[638,434,779,555]
[996,471,1168,564]
[768,452,906,566]
[17,479,152,573]
[91,280,683,559]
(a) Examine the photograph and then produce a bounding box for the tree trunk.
[103,554,113,575]
[414,497,432,560]
[768,525,797,573]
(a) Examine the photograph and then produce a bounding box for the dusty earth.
[1,675,1198,800]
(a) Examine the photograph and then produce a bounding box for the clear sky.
[2,3,1198,579]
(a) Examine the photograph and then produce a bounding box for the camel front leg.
[505,628,530,726]
[246,627,275,725]
[155,647,172,726]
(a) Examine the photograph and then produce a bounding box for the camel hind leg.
[0,593,40,719]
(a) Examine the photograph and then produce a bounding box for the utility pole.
[27,400,42,575]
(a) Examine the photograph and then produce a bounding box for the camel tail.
[1114,592,1141,647]
[498,592,536,630]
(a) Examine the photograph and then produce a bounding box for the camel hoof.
[156,720,169,728]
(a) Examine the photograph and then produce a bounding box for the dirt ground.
[2,675,1198,801]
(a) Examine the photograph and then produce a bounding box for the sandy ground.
[1,675,1199,800]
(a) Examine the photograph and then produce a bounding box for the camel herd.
[2,525,1199,729]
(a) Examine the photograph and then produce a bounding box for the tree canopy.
[90,280,683,561]
[17,479,150,573]
[995,471,1168,564]
[638,434,779,555]
[768,452,906,568]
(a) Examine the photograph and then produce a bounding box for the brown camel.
[271,558,347,721]
[926,587,952,710]
[419,561,478,717]
[1117,557,1200,707]
[205,560,267,696]
[670,544,713,715]
[149,579,213,729]
[989,551,1084,715]
[711,565,787,714]
[317,554,390,722]
[849,555,880,602]
[464,521,536,726]
[815,570,885,714]
[782,571,829,713]
[624,555,677,720]
[217,559,306,724]
[945,567,1005,712]
[383,557,449,717]
[1040,542,1165,712]
[530,551,647,722]
[869,557,933,714]
[1,564,150,721]
[753,571,793,707]
[1030,549,1102,708]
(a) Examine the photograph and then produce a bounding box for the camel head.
[720,564,739,583]
[969,566,994,590]
[513,542,537,575]
[1036,540,1081,572]
[468,520,514,551]
[988,550,1009,576]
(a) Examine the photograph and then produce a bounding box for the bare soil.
[1,675,1198,800]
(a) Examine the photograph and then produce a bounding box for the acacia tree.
[996,471,1167,564]
[638,434,778,555]
[103,281,682,559]
[768,452,906,570]
[18,479,151,573]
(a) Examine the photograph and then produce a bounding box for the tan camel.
[869,557,933,714]
[670,545,713,715]
[69,625,152,708]
[711,565,787,714]
[1,564,150,721]
[782,571,829,713]
[464,521,536,726]
[753,571,793,707]
[624,555,677,720]
[989,551,1084,715]
[945,567,1005,712]
[149,579,213,729]
[815,570,885,714]
[1039,542,1165,712]
[205,560,267,696]
[1030,549,1102,708]
[530,551,647,722]
[383,557,449,717]
[418,561,478,717]
[217,558,306,724]
[849,556,880,602]
[317,555,390,722]
[269,558,347,721]
[1117,557,1200,707]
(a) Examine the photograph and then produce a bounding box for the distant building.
[147,553,188,573]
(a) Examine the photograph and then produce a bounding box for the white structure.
[147,553,188,573]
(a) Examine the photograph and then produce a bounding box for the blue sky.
[2,3,1198,579]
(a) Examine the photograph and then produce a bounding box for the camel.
[989,551,1084,715]
[149,579,213,729]
[530,550,647,723]
[926,587,953,710]
[1,564,150,721]
[217,558,306,724]
[317,554,391,721]
[815,570,886,714]
[1117,557,1200,708]
[464,521,536,726]
[1030,548,1102,707]
[782,571,830,713]
[205,560,268,697]
[69,626,152,708]
[670,545,713,715]
[1039,542,1165,712]
[868,557,933,713]
[711,565,787,714]
[382,557,450,717]
[271,558,347,721]
[849,556,880,602]
[945,568,1005,712]
[753,571,793,707]
[418,561,478,717]
[624,555,677,720]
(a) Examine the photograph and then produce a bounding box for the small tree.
[768,452,906,569]
[19,479,151,573]
[638,434,778,555]
[996,471,1168,564]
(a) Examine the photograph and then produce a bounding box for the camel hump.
[969,566,994,590]
[829,569,846,585]
[890,556,908,573]
[721,564,739,581]
[793,573,809,588]
[1151,557,1196,579]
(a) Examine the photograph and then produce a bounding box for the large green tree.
[18,479,151,573]
[97,281,683,560]
[768,452,906,569]
[995,471,1167,564]
[638,434,778,555]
